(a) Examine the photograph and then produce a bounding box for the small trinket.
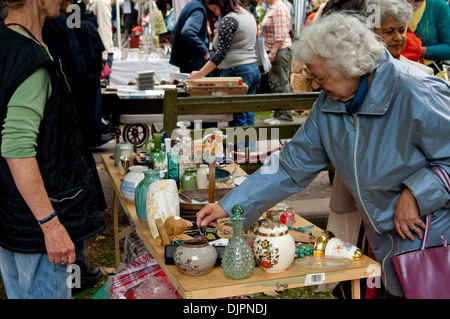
[295,242,314,258]
[288,224,314,235]
[314,231,363,261]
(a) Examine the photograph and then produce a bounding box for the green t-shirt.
[1,30,52,158]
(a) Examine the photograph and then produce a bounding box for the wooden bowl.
[179,188,232,212]
[238,162,263,175]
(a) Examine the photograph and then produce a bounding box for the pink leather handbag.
[391,166,450,299]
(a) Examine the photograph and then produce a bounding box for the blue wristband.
[38,210,58,225]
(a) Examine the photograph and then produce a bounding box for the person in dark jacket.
[169,0,210,73]
[0,0,105,299]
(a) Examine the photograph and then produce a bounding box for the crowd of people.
[0,0,449,300]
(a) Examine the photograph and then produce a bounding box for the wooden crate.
[187,77,243,87]
[186,83,248,96]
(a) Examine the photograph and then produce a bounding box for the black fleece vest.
[0,23,105,253]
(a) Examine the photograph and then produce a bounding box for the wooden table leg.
[113,189,121,270]
[351,279,361,299]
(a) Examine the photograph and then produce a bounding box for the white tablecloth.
[110,59,180,86]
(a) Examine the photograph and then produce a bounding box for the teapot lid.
[258,223,289,237]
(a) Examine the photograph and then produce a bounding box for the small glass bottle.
[221,205,254,280]
[167,150,180,184]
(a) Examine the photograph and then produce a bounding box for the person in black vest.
[0,0,105,298]
[42,1,106,288]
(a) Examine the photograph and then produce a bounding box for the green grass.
[254,111,309,120]
[72,275,109,299]
[254,111,274,120]
[249,286,337,299]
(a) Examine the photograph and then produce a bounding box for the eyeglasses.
[303,67,331,86]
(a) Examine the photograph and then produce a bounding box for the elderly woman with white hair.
[327,0,434,256]
[196,12,450,298]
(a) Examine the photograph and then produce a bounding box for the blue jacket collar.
[322,49,397,115]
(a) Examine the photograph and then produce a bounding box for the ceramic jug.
[134,169,160,221]
[114,142,133,165]
[253,223,295,273]
[120,166,147,203]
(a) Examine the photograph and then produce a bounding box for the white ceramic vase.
[120,166,147,203]
[146,179,180,238]
[196,164,209,189]
[253,223,295,273]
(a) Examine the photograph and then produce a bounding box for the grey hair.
[364,0,413,28]
[1,0,28,17]
[293,12,385,78]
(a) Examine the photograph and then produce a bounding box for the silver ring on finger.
[410,223,418,229]
[60,260,66,264]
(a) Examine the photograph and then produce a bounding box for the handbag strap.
[422,165,450,250]
[421,214,432,250]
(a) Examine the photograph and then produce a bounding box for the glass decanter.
[172,121,193,175]
[221,205,254,280]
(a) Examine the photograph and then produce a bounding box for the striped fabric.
[430,165,450,192]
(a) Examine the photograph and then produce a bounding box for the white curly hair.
[293,12,385,78]
[364,0,414,29]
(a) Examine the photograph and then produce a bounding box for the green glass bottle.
[221,205,254,280]
[146,133,166,170]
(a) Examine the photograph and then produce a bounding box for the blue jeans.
[221,62,261,151]
[0,246,71,299]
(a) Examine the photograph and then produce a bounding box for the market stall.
[101,154,380,299]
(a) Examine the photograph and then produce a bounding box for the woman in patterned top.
[189,0,260,134]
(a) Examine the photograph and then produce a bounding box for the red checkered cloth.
[110,252,178,299]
